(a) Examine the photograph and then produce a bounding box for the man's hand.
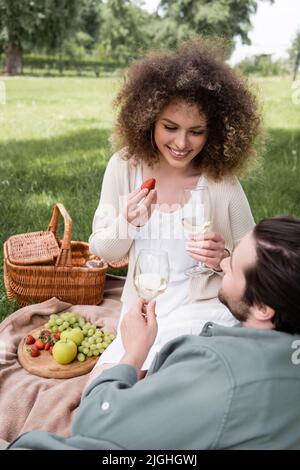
[120,298,157,371]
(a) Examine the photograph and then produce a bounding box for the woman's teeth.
[168,147,190,157]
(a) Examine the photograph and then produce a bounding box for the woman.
[89,39,262,372]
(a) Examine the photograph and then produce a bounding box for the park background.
[0,0,300,321]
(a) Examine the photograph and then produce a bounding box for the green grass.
[0,75,300,321]
[241,76,300,219]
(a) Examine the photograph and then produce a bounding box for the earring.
[150,126,157,152]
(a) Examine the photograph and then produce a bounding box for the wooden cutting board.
[18,326,98,379]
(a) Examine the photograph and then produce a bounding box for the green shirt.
[9,323,300,450]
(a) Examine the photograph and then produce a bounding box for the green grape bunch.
[43,312,115,363]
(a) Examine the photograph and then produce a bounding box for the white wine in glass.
[134,249,169,302]
[181,186,212,277]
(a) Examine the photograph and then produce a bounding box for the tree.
[289,30,300,81]
[80,0,102,52]
[61,0,103,60]
[0,0,81,75]
[236,54,287,77]
[156,0,274,49]
[99,0,152,65]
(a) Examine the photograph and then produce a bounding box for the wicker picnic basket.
[3,203,108,306]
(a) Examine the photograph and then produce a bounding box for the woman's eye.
[190,130,204,136]
[163,125,205,136]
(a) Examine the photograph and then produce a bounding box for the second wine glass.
[181,186,212,277]
[134,249,170,302]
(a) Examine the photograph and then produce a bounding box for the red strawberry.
[141,178,156,191]
[45,342,51,351]
[31,343,39,352]
[31,348,40,357]
[53,332,60,341]
[39,330,51,344]
[35,339,44,350]
[40,329,51,335]
[25,335,35,345]
[49,345,54,354]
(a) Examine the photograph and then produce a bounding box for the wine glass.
[181,186,212,277]
[134,249,170,304]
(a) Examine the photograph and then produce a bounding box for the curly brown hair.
[113,38,263,180]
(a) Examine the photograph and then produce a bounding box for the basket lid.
[6,231,60,266]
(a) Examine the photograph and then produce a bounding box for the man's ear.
[253,304,275,322]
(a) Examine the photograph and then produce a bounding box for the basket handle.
[48,203,73,267]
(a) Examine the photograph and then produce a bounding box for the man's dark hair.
[243,216,300,334]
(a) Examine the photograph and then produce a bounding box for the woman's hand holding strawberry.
[124,180,157,227]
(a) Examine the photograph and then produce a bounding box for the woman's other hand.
[185,231,228,270]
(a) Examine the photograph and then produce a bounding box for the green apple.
[60,327,84,346]
[52,339,77,364]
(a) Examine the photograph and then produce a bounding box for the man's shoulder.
[202,324,300,384]
[152,333,234,375]
[156,325,299,380]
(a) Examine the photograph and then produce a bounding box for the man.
[9,216,300,450]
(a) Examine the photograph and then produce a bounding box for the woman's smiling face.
[154,99,208,170]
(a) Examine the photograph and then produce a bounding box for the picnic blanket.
[0,275,124,448]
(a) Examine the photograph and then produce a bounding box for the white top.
[134,164,202,319]
[95,164,237,370]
